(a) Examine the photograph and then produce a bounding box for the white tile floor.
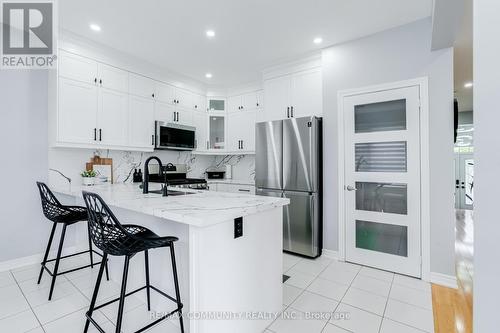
[268,253,434,333]
[0,253,434,333]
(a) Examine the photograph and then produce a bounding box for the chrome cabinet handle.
[346,185,357,191]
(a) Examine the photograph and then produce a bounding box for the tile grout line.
[8,270,47,333]
[377,273,395,333]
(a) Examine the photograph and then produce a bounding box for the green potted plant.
[81,170,97,186]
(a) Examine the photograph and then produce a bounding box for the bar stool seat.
[36,182,109,301]
[82,191,184,333]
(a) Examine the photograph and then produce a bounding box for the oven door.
[156,122,195,150]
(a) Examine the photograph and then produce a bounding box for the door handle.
[287,107,290,118]
[99,129,102,141]
[241,140,244,150]
[94,128,97,141]
[290,106,294,117]
[346,185,357,191]
[151,135,155,146]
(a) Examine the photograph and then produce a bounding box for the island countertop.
[52,182,289,228]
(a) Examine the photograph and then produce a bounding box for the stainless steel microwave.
[155,121,195,150]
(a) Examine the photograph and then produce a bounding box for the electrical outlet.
[234,217,243,238]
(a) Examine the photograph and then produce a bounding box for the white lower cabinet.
[97,88,129,147]
[129,95,155,149]
[210,183,256,194]
[58,77,98,144]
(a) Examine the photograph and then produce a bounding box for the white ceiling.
[454,0,473,112]
[59,0,433,87]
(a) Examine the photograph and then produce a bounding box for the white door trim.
[337,77,430,282]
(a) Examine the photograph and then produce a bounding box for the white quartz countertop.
[206,179,255,186]
[52,183,288,228]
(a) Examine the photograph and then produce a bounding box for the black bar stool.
[82,191,184,333]
[36,182,109,300]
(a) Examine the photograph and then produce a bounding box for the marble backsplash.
[48,147,255,188]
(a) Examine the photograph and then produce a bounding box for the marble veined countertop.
[52,183,288,228]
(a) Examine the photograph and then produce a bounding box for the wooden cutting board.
[86,156,113,183]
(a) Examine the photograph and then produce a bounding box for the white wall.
[0,70,78,263]
[322,19,456,276]
[473,0,500,331]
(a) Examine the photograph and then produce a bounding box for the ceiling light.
[205,73,213,79]
[464,82,473,88]
[313,37,323,44]
[206,30,215,38]
[89,24,101,32]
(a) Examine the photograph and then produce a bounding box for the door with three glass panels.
[343,85,421,277]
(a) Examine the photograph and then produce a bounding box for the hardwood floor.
[432,210,473,333]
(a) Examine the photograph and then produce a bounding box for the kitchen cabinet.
[227,110,256,152]
[129,95,155,149]
[97,88,129,146]
[58,50,97,84]
[194,94,206,112]
[174,88,195,110]
[256,90,264,110]
[129,73,156,99]
[58,77,98,144]
[261,68,322,121]
[207,98,225,111]
[192,111,208,151]
[211,182,256,194]
[208,114,225,150]
[98,64,129,93]
[155,82,175,104]
[290,68,322,118]
[155,101,193,126]
[227,91,262,113]
[261,75,290,121]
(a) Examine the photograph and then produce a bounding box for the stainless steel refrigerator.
[255,116,322,258]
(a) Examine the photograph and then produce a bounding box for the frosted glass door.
[343,85,421,278]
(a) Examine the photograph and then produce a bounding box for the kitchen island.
[52,183,289,333]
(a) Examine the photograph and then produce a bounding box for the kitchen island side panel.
[189,207,283,333]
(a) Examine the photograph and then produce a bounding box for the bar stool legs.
[37,222,57,285]
[37,222,110,301]
[144,250,151,311]
[48,224,67,300]
[170,244,185,332]
[116,256,130,333]
[84,253,108,333]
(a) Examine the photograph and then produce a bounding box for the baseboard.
[322,249,341,260]
[0,245,77,272]
[430,272,458,289]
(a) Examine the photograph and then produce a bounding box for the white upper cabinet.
[156,82,175,104]
[129,73,156,99]
[59,50,97,84]
[193,94,206,112]
[192,111,208,151]
[261,75,290,121]
[228,91,261,113]
[175,88,195,110]
[290,68,322,118]
[227,95,242,113]
[261,67,322,121]
[98,64,129,93]
[58,77,98,144]
[97,88,129,147]
[155,101,176,123]
[241,92,259,110]
[129,95,155,149]
[227,110,256,152]
[256,90,264,109]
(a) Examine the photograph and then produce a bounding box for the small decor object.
[133,169,143,183]
[86,156,114,184]
[81,170,97,186]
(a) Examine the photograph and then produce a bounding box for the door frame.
[337,77,430,281]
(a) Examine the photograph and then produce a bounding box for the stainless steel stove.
[147,164,208,190]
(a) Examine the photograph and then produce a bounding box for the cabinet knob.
[99,79,102,85]
[152,93,155,98]
[94,78,97,84]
